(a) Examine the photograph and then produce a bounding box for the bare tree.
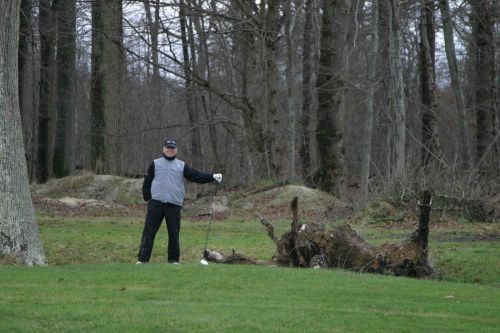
[438,0,471,169]
[284,0,300,181]
[18,0,37,181]
[388,0,406,178]
[90,0,104,173]
[179,0,202,166]
[36,0,58,183]
[143,0,160,83]
[191,0,221,165]
[300,0,316,184]
[315,0,347,195]
[358,0,379,208]
[470,0,496,169]
[53,0,77,177]
[261,0,284,177]
[419,0,440,168]
[0,0,46,265]
[232,2,261,183]
[226,1,270,181]
[90,0,124,174]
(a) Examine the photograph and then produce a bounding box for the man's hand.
[213,174,223,183]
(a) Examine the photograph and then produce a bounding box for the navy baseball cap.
[164,138,177,148]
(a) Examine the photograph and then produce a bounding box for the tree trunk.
[300,0,315,184]
[493,14,500,171]
[187,1,204,167]
[90,0,123,174]
[263,0,283,177]
[143,0,160,83]
[470,0,496,169]
[141,0,161,171]
[53,0,76,178]
[388,0,406,178]
[284,0,298,181]
[102,0,123,175]
[239,30,261,184]
[0,0,47,265]
[493,5,500,174]
[90,0,105,173]
[18,0,36,181]
[438,0,471,169]
[179,0,202,166]
[358,0,379,209]
[193,0,221,165]
[419,0,440,168]
[376,0,392,178]
[233,2,264,183]
[315,0,346,195]
[37,0,58,183]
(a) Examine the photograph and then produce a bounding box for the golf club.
[200,181,220,265]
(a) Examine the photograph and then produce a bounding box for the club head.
[200,259,209,266]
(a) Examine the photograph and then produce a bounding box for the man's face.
[163,145,177,157]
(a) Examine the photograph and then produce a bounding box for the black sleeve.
[183,164,214,184]
[142,162,155,201]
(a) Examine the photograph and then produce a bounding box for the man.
[137,138,222,264]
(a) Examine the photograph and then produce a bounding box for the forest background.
[15,0,500,209]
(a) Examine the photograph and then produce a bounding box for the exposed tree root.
[204,192,436,279]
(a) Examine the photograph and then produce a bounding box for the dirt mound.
[32,197,146,218]
[45,197,121,208]
[231,184,353,220]
[183,193,231,220]
[31,173,352,220]
[31,171,143,205]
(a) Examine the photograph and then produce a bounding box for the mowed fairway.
[1,263,499,333]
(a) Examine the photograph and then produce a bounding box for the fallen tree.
[203,249,260,265]
[204,191,436,279]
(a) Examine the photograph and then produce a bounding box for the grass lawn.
[1,214,499,332]
[1,263,499,333]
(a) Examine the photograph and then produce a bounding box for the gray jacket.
[142,156,214,206]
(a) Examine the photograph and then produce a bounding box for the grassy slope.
[1,263,499,333]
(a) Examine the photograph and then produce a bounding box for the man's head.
[163,138,177,158]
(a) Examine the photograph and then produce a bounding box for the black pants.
[138,200,182,263]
